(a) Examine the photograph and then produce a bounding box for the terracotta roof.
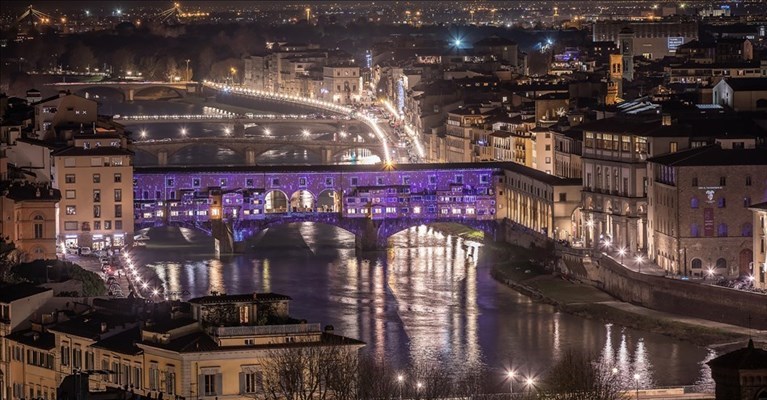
[6,329,55,350]
[92,327,143,355]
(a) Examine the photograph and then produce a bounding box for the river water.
[111,98,713,387]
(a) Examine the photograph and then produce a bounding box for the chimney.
[324,324,334,333]
[35,188,40,197]
[100,322,108,333]
[661,113,672,126]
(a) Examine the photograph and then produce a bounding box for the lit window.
[466,208,475,215]
[413,206,421,214]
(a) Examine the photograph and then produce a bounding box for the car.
[79,247,92,255]
[66,247,79,255]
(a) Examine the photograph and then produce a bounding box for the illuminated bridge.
[114,114,352,125]
[47,81,197,101]
[131,135,386,165]
[133,163,529,253]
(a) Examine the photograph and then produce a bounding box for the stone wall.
[592,254,767,329]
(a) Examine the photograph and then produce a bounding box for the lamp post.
[633,373,640,399]
[416,381,422,399]
[506,370,516,396]
[524,377,536,397]
[185,59,191,81]
[397,375,404,400]
[618,247,626,265]
[635,255,644,274]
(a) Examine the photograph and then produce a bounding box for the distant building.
[750,203,767,290]
[647,144,767,277]
[593,20,698,59]
[708,339,767,400]
[713,78,767,112]
[323,65,362,105]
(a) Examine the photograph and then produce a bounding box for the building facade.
[647,145,767,277]
[750,203,767,289]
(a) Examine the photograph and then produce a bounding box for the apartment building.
[52,134,134,250]
[323,65,362,105]
[750,203,767,289]
[647,145,767,277]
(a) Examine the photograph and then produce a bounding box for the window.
[271,178,280,186]
[244,371,263,393]
[690,223,699,237]
[114,173,122,183]
[90,157,102,167]
[455,175,463,184]
[105,221,111,230]
[65,190,76,199]
[111,157,123,166]
[744,197,751,207]
[193,178,200,187]
[350,177,358,186]
[149,364,160,390]
[114,189,122,202]
[376,177,384,185]
[691,197,699,209]
[220,178,227,187]
[66,206,76,215]
[691,258,702,269]
[691,177,698,187]
[93,190,101,203]
[65,174,76,184]
[64,158,75,167]
[428,175,437,185]
[559,193,567,202]
[718,197,726,208]
[718,223,728,237]
[670,142,678,153]
[299,177,307,187]
[64,222,78,231]
[716,258,727,269]
[92,173,100,184]
[742,223,753,237]
[115,205,122,218]
[94,221,101,230]
[60,345,69,366]
[746,175,752,186]
[720,177,726,186]
[34,215,44,239]
[115,220,122,230]
[204,374,217,396]
[325,177,333,186]
[165,370,175,395]
[246,178,254,187]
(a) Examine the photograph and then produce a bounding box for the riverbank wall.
[589,253,767,330]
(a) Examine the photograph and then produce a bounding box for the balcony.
[208,323,321,338]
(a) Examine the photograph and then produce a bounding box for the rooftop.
[0,285,51,304]
[50,146,133,157]
[2,182,61,202]
[142,317,197,333]
[647,145,767,167]
[5,329,55,350]
[139,331,363,354]
[708,340,767,370]
[721,77,767,91]
[92,327,143,355]
[187,292,292,304]
[47,312,138,340]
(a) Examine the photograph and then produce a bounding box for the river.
[107,97,713,387]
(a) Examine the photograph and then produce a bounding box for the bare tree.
[542,350,629,400]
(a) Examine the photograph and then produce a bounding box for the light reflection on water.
[137,222,713,387]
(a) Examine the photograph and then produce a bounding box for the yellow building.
[0,155,61,262]
[750,203,767,289]
[5,293,364,400]
[52,134,134,250]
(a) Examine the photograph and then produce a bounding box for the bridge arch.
[289,190,315,213]
[316,189,341,212]
[74,86,127,102]
[264,190,289,213]
[331,146,385,163]
[132,85,185,100]
[378,219,499,248]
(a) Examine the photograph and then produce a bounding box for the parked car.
[79,247,92,255]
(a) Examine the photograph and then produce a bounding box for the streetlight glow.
[302,129,310,136]
[181,127,187,136]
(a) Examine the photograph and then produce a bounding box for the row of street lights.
[602,238,644,273]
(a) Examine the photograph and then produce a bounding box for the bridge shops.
[132,163,582,251]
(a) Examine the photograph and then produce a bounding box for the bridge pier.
[245,148,256,166]
[157,150,168,166]
[234,122,245,137]
[355,219,384,252]
[126,89,134,102]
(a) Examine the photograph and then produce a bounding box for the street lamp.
[180,127,187,136]
[635,255,644,274]
[397,375,404,400]
[263,128,271,136]
[140,129,147,138]
[230,67,237,85]
[185,59,191,81]
[618,247,627,265]
[506,370,516,396]
[633,373,640,399]
[524,377,536,395]
[302,129,310,137]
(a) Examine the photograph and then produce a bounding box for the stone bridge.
[48,81,198,101]
[115,115,353,125]
[130,137,386,165]
[133,163,515,253]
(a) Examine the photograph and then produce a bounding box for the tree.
[111,48,136,74]
[66,42,97,71]
[542,350,628,400]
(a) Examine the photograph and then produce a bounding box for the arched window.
[691,259,702,269]
[690,223,699,237]
[33,214,44,239]
[742,223,753,237]
[690,197,699,209]
[718,197,726,208]
[716,258,727,269]
[718,223,728,237]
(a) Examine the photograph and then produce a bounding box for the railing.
[209,323,321,337]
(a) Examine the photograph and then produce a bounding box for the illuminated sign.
[668,37,685,52]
